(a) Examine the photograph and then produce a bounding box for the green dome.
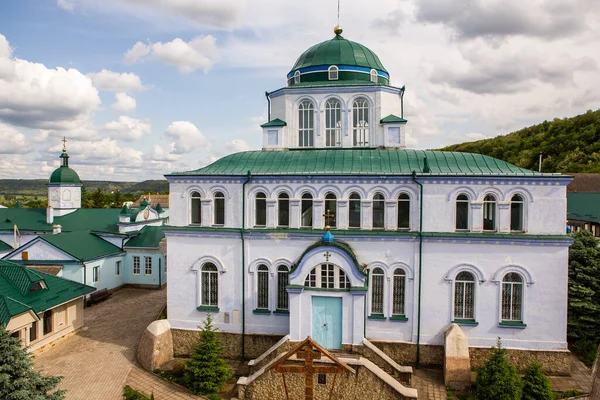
[49,166,81,184]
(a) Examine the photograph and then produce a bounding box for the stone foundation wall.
[370,341,444,367]
[172,329,284,360]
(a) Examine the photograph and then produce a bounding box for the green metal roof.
[381,114,407,124]
[38,231,124,262]
[0,260,95,326]
[125,226,165,248]
[291,34,387,73]
[567,192,600,223]
[0,240,12,253]
[0,208,121,233]
[261,118,287,128]
[169,149,545,177]
[49,166,82,184]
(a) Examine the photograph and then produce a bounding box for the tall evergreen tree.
[476,339,522,400]
[184,313,233,395]
[521,361,553,400]
[0,325,65,399]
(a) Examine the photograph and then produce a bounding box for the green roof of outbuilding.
[0,208,121,233]
[567,192,600,223]
[125,226,165,248]
[38,231,124,262]
[0,240,12,252]
[381,114,407,124]
[0,260,95,326]
[169,149,546,177]
[49,166,82,184]
[261,118,287,127]
[291,35,387,73]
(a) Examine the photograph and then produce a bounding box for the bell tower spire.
[60,136,69,167]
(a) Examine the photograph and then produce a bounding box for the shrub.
[183,313,233,395]
[522,361,553,400]
[122,385,153,400]
[476,338,522,400]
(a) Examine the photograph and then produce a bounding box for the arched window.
[455,194,469,231]
[278,193,290,227]
[201,263,218,307]
[257,265,269,310]
[454,271,475,320]
[511,194,524,232]
[298,100,314,147]
[294,70,300,84]
[328,65,339,80]
[392,268,406,316]
[339,269,350,289]
[397,193,410,230]
[325,99,342,147]
[191,191,202,224]
[370,69,378,83]
[214,191,225,226]
[501,273,523,322]
[349,192,361,229]
[352,98,369,147]
[255,192,267,227]
[483,194,497,232]
[371,267,384,314]
[303,264,350,289]
[373,192,385,229]
[277,265,289,310]
[324,193,337,228]
[301,193,313,228]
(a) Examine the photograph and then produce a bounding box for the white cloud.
[104,116,151,141]
[163,121,205,154]
[124,36,220,73]
[0,123,30,154]
[87,69,145,91]
[112,92,136,112]
[224,139,253,154]
[57,0,74,11]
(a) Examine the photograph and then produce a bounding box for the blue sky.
[0,0,599,181]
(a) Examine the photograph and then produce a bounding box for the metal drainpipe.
[400,86,406,119]
[241,170,251,361]
[265,92,271,122]
[83,262,87,307]
[411,170,424,368]
[158,258,162,288]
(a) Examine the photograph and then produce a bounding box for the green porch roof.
[567,192,600,223]
[0,208,121,233]
[0,260,95,326]
[381,114,407,124]
[0,240,12,253]
[169,149,546,177]
[261,118,287,128]
[125,226,165,248]
[38,231,124,262]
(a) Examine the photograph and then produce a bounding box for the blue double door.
[311,296,342,350]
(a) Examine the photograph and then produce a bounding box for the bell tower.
[47,138,82,217]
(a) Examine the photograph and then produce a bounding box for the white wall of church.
[47,185,81,214]
[6,239,73,261]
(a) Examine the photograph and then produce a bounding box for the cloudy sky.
[0,0,599,182]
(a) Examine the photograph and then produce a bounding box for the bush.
[183,313,233,395]
[476,339,522,400]
[522,361,553,400]
[122,385,153,400]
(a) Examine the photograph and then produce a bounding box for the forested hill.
[439,109,600,173]
[0,179,168,197]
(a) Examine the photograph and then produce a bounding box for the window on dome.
[298,100,314,147]
[455,194,469,231]
[201,263,219,307]
[301,193,313,228]
[277,265,289,310]
[191,191,202,224]
[392,268,406,316]
[501,273,523,322]
[325,99,342,147]
[370,69,378,83]
[257,265,269,310]
[398,193,410,230]
[454,271,475,320]
[510,194,524,232]
[278,193,290,227]
[352,98,370,147]
[349,192,361,229]
[255,192,267,227]
[483,194,497,232]
[371,268,384,314]
[373,193,385,229]
[294,70,300,84]
[325,193,337,228]
[214,191,225,226]
[328,65,339,80]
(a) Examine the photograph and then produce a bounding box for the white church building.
[164,27,573,369]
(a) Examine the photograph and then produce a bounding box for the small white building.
[164,26,573,370]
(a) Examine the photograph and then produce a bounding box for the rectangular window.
[93,266,99,283]
[115,261,121,276]
[388,127,401,144]
[371,274,384,314]
[267,130,278,145]
[502,282,523,321]
[320,264,335,289]
[144,257,152,275]
[30,321,37,342]
[307,269,317,288]
[277,269,289,310]
[22,251,28,261]
[392,274,406,315]
[133,256,140,275]
[257,269,269,310]
[43,310,53,335]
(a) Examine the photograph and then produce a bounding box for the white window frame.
[483,194,497,232]
[93,266,99,283]
[190,191,202,225]
[324,99,342,147]
[349,192,361,229]
[372,192,386,230]
[277,192,290,227]
[510,194,525,232]
[133,256,140,275]
[303,264,349,289]
[324,193,337,229]
[501,272,524,323]
[453,271,476,321]
[391,268,406,316]
[328,65,339,80]
[256,264,270,310]
[298,99,315,147]
[352,98,370,147]
[144,256,152,275]
[455,193,470,231]
[115,261,121,276]
[214,191,225,226]
[370,267,385,315]
[254,192,267,227]
[200,263,219,307]
[277,265,289,311]
[370,69,378,83]
[397,193,410,230]
[294,70,300,84]
[300,193,313,228]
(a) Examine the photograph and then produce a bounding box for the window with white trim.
[373,192,385,229]
[255,192,267,227]
[144,256,152,275]
[483,194,497,232]
[301,193,313,228]
[115,261,121,276]
[298,100,314,147]
[93,266,99,283]
[328,65,339,80]
[370,69,378,83]
[257,265,269,310]
[501,273,523,322]
[133,256,140,275]
[371,267,384,314]
[324,193,337,228]
[278,193,290,227]
[397,193,410,229]
[325,99,342,147]
[352,98,369,147]
[392,268,406,316]
[191,191,202,224]
[294,70,300,84]
[214,191,225,226]
[277,265,289,310]
[201,263,218,307]
[304,264,349,289]
[339,269,350,289]
[349,192,361,229]
[454,271,475,320]
[510,194,524,232]
[455,194,469,231]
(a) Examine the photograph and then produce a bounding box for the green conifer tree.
[0,325,65,399]
[184,313,233,395]
[521,361,554,400]
[476,338,522,400]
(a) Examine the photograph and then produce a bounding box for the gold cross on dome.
[324,251,332,261]
[62,136,67,151]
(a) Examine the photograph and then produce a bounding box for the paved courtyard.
[33,288,201,400]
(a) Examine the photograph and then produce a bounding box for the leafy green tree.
[521,361,553,400]
[91,188,106,208]
[184,313,233,395]
[476,339,522,400]
[0,325,65,399]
